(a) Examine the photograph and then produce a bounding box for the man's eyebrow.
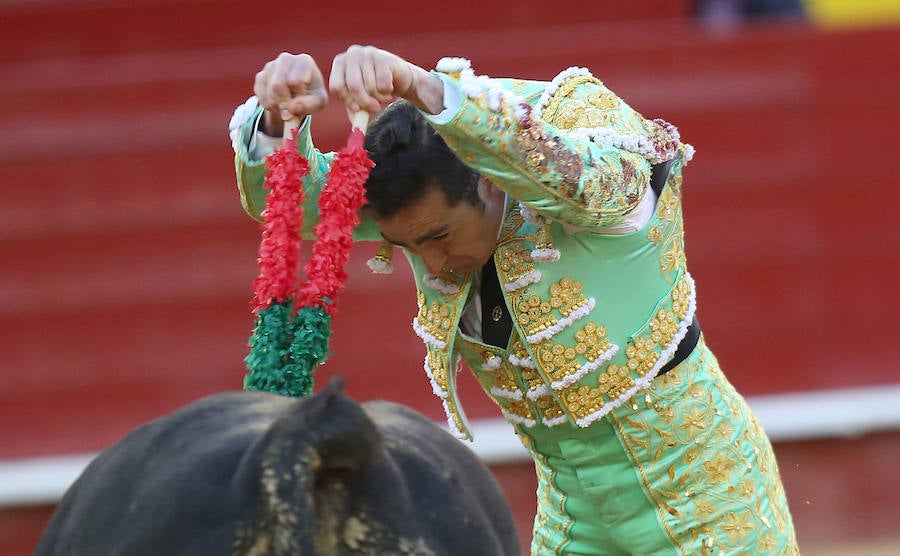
[379,232,408,248]
[414,225,449,246]
[380,225,449,249]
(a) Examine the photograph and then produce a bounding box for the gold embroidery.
[588,89,621,112]
[479,350,521,394]
[608,345,799,554]
[556,274,694,421]
[561,384,605,419]
[415,292,456,345]
[497,203,525,245]
[534,395,565,423]
[449,405,467,435]
[649,180,686,281]
[426,347,449,393]
[506,399,536,421]
[510,338,548,396]
[496,241,536,286]
[535,322,614,384]
[671,277,691,320]
[549,90,622,131]
[540,75,596,123]
[511,276,590,338]
[471,369,535,423]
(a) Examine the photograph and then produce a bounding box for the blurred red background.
[1,1,897,554]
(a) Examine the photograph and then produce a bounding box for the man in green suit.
[230,45,798,555]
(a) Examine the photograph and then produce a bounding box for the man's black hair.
[363,100,482,220]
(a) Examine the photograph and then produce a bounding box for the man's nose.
[421,249,448,276]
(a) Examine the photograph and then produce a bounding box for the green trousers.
[516,338,798,555]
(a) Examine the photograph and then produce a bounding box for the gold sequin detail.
[558,274,694,421]
[496,242,537,286]
[534,395,565,423]
[509,338,547,396]
[479,350,521,394]
[426,347,449,393]
[649,180,686,281]
[505,399,537,422]
[535,321,614,384]
[513,276,589,338]
[415,291,456,346]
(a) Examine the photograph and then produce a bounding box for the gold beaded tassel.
[367,240,394,274]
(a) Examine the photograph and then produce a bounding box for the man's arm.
[420,65,672,231]
[231,52,382,240]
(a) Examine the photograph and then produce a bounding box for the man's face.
[376,178,506,275]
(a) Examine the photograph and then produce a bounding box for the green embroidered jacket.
[234,61,696,440]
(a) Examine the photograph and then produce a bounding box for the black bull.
[36,382,520,555]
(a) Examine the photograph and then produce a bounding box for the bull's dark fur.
[36,381,519,555]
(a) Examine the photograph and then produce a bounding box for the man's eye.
[433,233,450,242]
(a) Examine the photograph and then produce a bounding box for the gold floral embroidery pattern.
[547,85,622,131]
[534,395,566,426]
[609,344,798,554]
[540,74,596,123]
[445,399,468,438]
[478,349,522,396]
[503,398,538,425]
[511,277,591,340]
[647,173,686,281]
[535,321,616,387]
[530,451,572,555]
[496,241,538,289]
[412,291,458,348]
[559,273,695,426]
[467,361,536,425]
[497,202,526,246]
[424,346,450,395]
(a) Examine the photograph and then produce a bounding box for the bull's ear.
[240,381,383,555]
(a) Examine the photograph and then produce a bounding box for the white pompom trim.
[533,66,592,121]
[549,345,620,390]
[435,57,472,73]
[455,68,525,117]
[442,399,468,440]
[525,298,596,344]
[490,387,524,401]
[482,356,502,371]
[422,274,461,295]
[504,270,542,292]
[566,126,681,165]
[542,414,569,428]
[422,353,448,399]
[509,353,537,369]
[684,144,696,163]
[530,248,561,262]
[526,385,550,401]
[412,319,447,350]
[502,411,537,428]
[518,204,543,226]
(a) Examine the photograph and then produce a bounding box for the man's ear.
[477,176,503,201]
